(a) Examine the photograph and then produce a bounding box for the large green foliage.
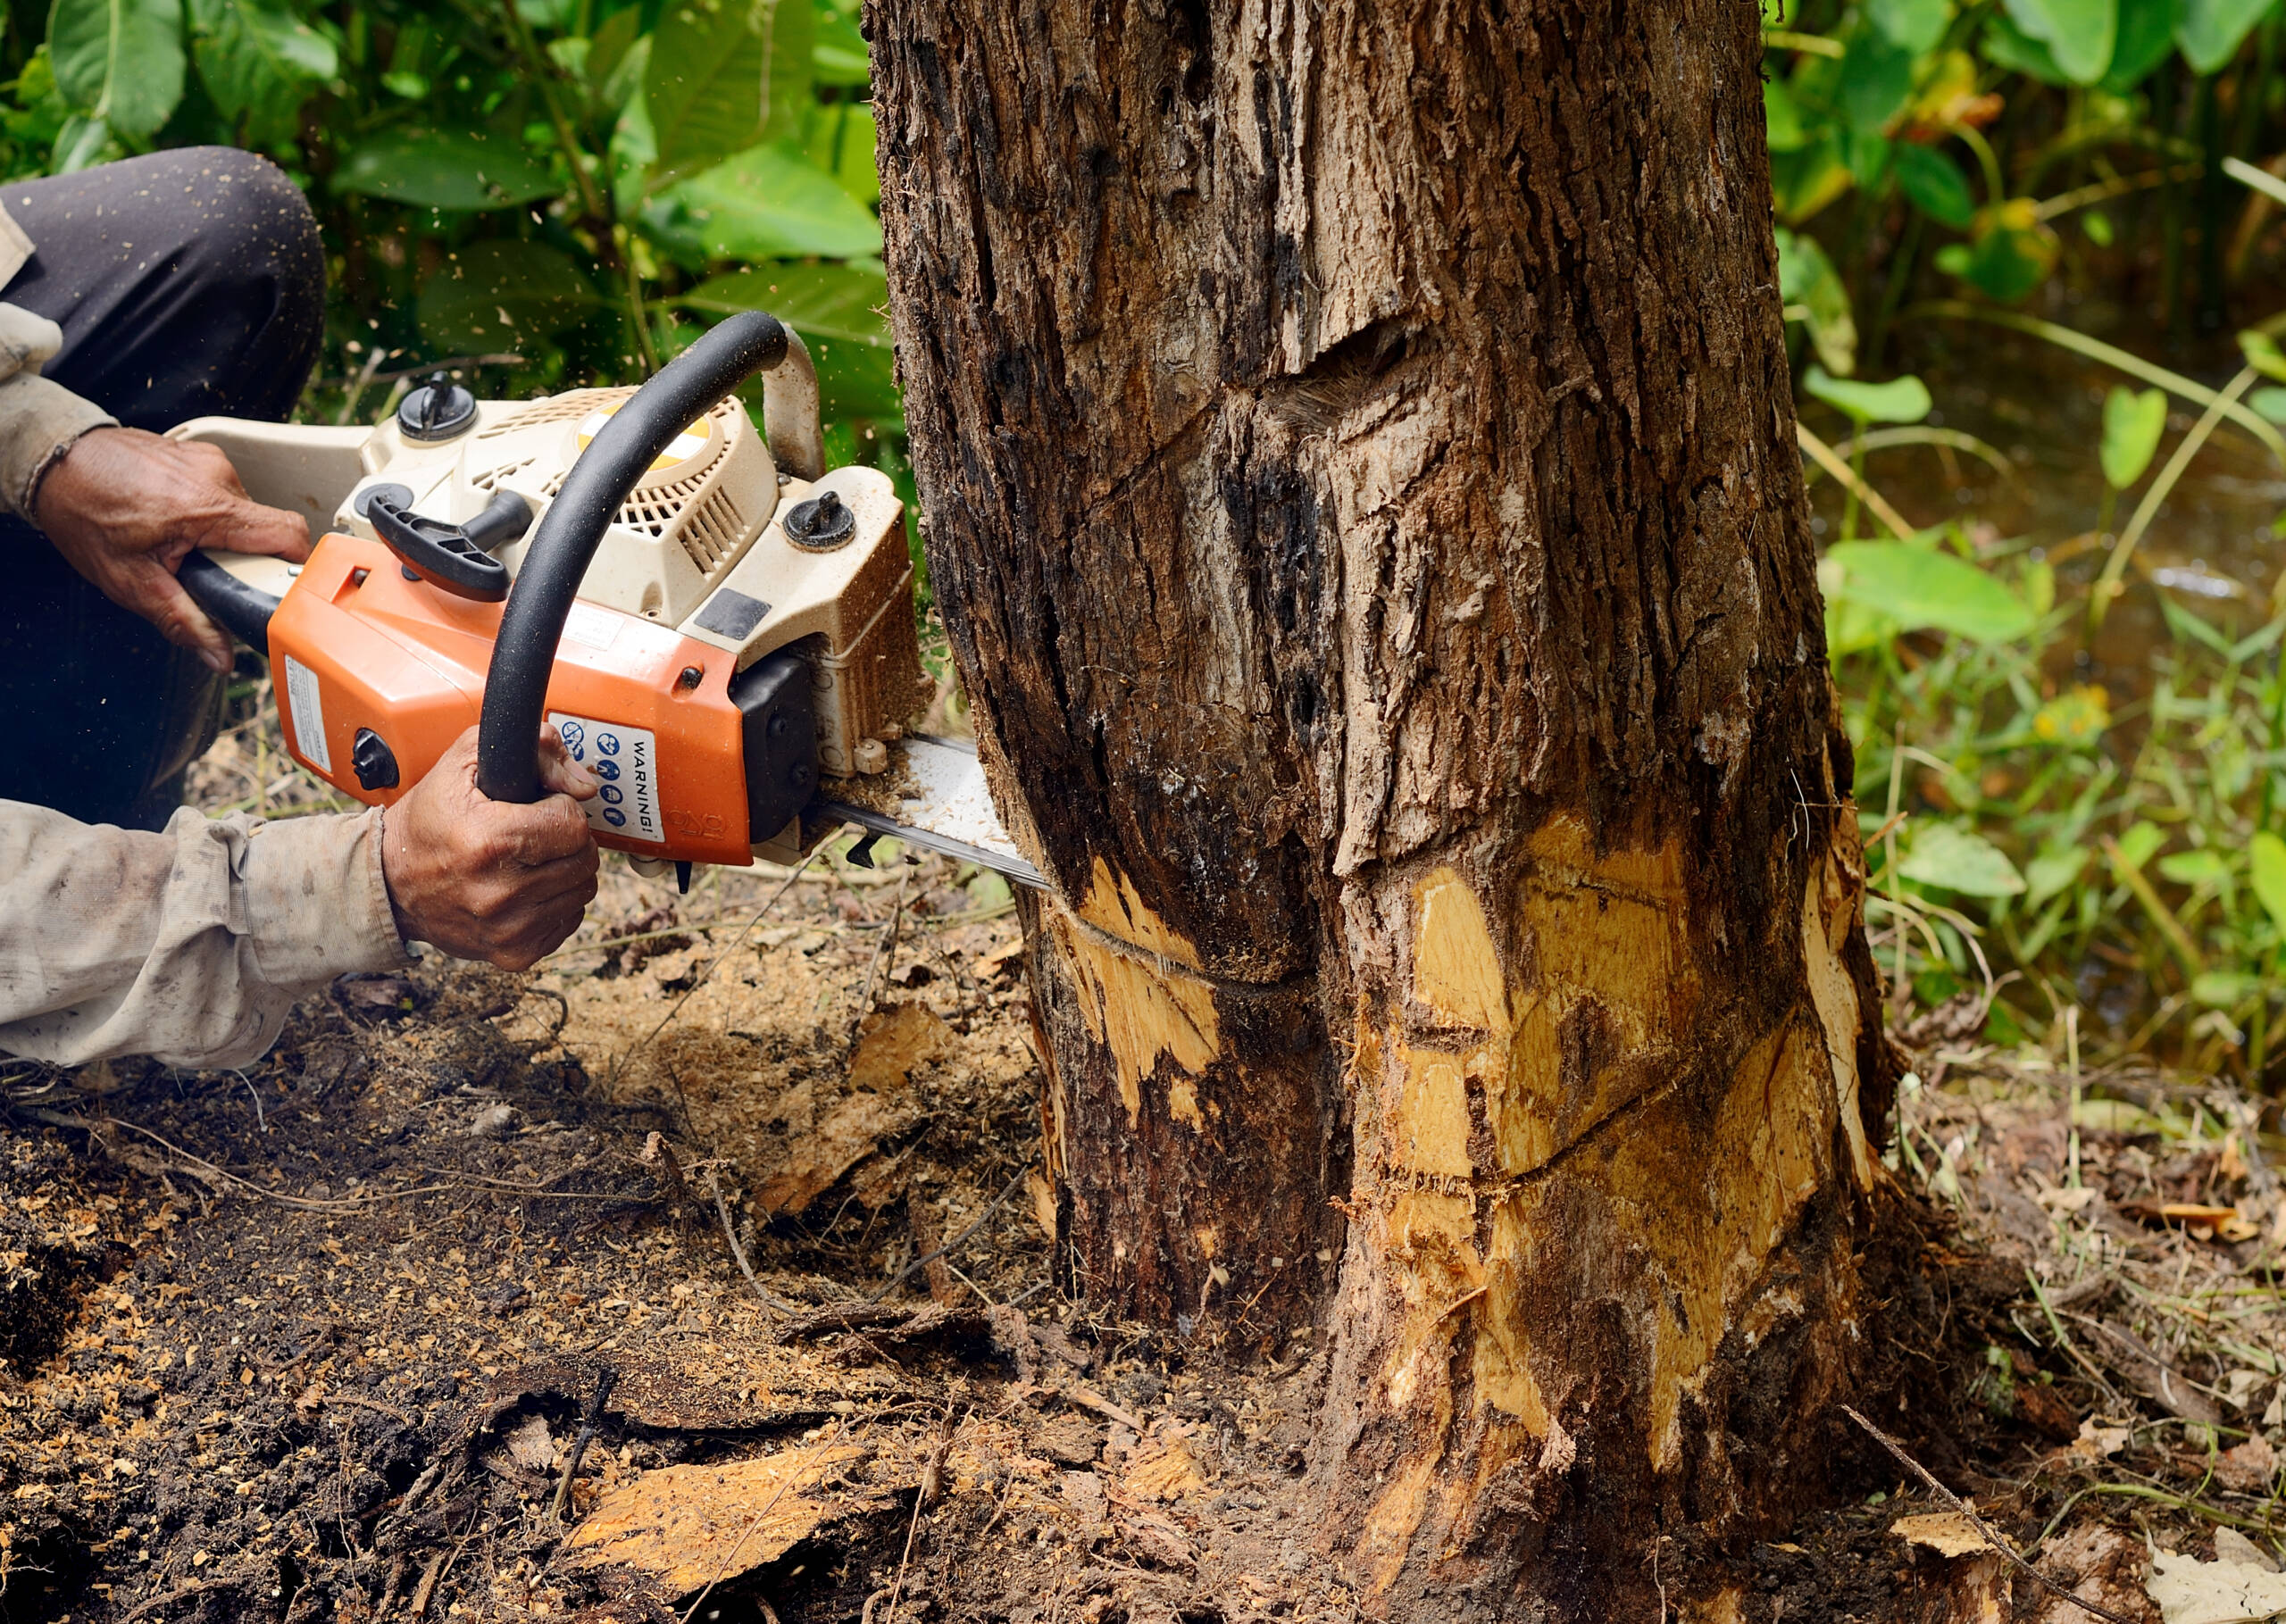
[1766,0,2283,325]
[0,0,900,469]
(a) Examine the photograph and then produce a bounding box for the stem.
[1903,302,2286,463]
[1798,421,1916,539]
[620,229,660,372]
[1865,210,1920,372]
[1951,122,2007,204]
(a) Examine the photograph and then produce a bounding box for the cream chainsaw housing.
[172,381,926,789]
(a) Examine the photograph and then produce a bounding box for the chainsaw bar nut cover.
[783,489,855,551]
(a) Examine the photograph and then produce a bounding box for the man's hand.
[381,727,602,969]
[35,427,313,673]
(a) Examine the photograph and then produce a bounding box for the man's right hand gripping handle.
[380,725,601,969]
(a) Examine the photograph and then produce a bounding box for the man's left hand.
[35,426,313,673]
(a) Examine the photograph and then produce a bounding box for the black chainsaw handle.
[475,311,791,805]
[179,552,281,656]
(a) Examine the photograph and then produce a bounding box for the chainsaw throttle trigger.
[363,489,528,602]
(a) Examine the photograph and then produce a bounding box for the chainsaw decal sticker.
[548,712,663,843]
[281,656,332,774]
[561,603,622,653]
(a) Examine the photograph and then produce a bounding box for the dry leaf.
[755,1093,904,1216]
[1892,1510,1989,1559]
[2215,1435,2279,1495]
[505,1412,556,1470]
[563,1445,868,1597]
[2213,1530,2280,1576]
[2070,1418,2132,1462]
[847,1003,950,1092]
[2146,1548,2286,1624]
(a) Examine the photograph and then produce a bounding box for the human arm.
[0,727,601,1068]
[0,300,311,673]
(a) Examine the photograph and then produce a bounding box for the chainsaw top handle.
[476,309,796,806]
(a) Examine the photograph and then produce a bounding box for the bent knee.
[163,147,319,271]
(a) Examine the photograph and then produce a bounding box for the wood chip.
[563,1444,870,1597]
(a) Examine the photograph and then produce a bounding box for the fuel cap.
[783,489,855,550]
[397,371,476,441]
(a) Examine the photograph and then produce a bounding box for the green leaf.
[798,99,878,205]
[188,0,335,145]
[2252,386,2286,424]
[334,128,559,211]
[1900,822,2027,896]
[2157,848,2230,887]
[1839,30,1917,133]
[2115,820,2165,870]
[1776,229,1857,375]
[1823,540,2037,641]
[2175,0,2273,72]
[586,8,647,113]
[415,239,600,354]
[1892,144,1976,227]
[1765,75,1809,152]
[2105,0,2180,87]
[1803,365,1932,423]
[665,139,882,258]
[2241,328,2286,381]
[1953,205,2060,302]
[812,0,870,85]
[2192,970,2259,1007]
[646,0,811,189]
[2024,845,2088,907]
[2003,0,2116,80]
[1981,12,2071,79]
[2099,385,2167,488]
[46,0,185,139]
[1871,0,1953,50]
[683,261,898,420]
[2250,831,2286,934]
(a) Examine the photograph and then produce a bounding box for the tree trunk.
[868,0,1898,1612]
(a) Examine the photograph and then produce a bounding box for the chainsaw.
[174,312,1041,893]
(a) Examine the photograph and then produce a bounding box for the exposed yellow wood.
[1801,851,1875,1189]
[1392,1047,1475,1177]
[1047,860,1220,1125]
[1413,868,1509,1030]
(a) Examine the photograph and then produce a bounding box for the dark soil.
[1,863,2278,1622]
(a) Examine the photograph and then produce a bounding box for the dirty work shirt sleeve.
[0,803,413,1068]
[0,302,117,519]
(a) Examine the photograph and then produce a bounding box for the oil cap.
[397,371,476,441]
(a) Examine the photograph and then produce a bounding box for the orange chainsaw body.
[268,533,757,866]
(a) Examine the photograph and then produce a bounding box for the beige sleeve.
[0,302,117,520]
[0,802,413,1069]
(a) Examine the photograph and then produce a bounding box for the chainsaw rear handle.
[179,552,281,655]
[477,310,799,806]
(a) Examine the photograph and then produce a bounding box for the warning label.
[281,655,331,774]
[547,712,663,844]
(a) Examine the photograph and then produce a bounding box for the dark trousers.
[0,147,323,829]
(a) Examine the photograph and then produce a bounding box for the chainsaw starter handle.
[476,310,793,805]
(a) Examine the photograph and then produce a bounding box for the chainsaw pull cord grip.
[475,310,791,805]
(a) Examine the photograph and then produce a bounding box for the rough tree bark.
[868,1,1898,1612]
